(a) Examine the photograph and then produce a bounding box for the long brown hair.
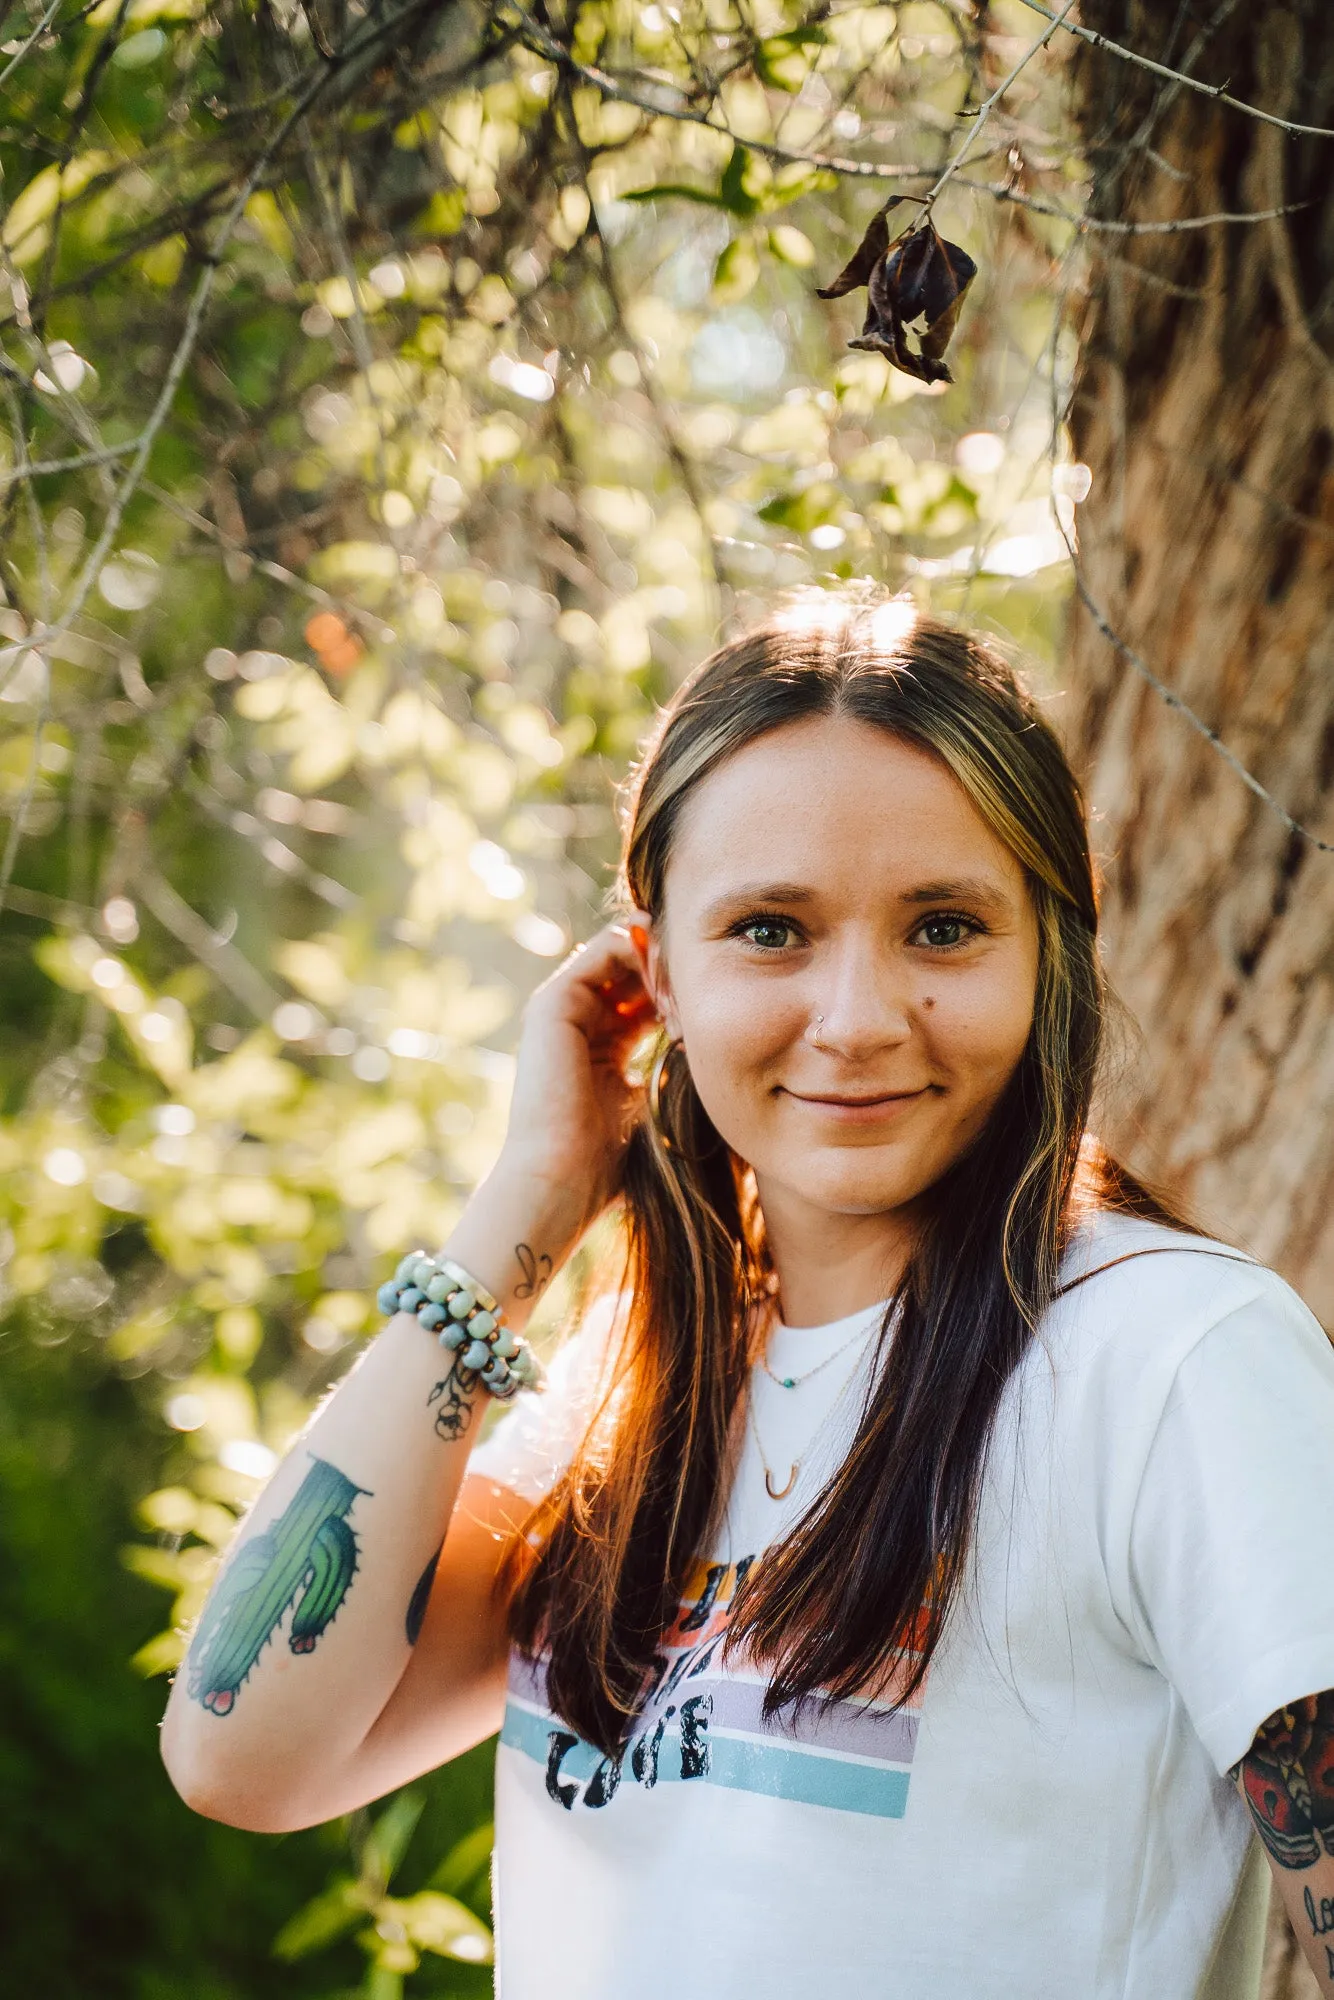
[506,591,1185,1757]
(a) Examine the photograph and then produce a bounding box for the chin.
[783,1155,928,1216]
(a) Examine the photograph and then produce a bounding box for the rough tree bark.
[1068,7,1334,1993]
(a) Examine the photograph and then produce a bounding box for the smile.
[783,1087,932,1118]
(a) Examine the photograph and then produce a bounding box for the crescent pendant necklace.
[746,1305,890,1502]
[746,1393,801,1500]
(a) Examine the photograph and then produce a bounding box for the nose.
[805,932,913,1061]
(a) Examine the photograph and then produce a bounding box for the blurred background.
[2,1,1330,1994]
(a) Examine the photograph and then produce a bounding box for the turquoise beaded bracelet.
[377,1251,543,1401]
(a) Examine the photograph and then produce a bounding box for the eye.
[912,912,982,951]
[733,916,800,952]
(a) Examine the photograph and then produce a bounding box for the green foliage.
[276,1793,494,1987]
[0,0,1085,1987]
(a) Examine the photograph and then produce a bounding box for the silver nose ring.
[809,1013,826,1049]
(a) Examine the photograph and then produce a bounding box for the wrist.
[443,1157,589,1329]
[487,1145,598,1241]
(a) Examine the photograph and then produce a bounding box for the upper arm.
[1124,1277,1334,1776]
[1234,1690,1334,1996]
[316,1474,532,1816]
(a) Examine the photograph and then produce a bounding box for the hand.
[495,914,659,1238]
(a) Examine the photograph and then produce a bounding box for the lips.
[784,1086,931,1108]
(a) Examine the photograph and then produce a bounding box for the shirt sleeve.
[1127,1273,1334,1775]
[466,1290,624,1504]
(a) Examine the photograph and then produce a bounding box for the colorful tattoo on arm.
[1232,1690,1334,1868]
[187,1456,368,1717]
[406,1542,443,1647]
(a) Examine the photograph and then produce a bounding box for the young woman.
[163,594,1334,1999]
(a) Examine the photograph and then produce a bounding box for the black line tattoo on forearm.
[186,1456,368,1716]
[513,1242,552,1299]
[427,1359,476,1441]
[1232,1690,1334,1869]
[405,1541,443,1647]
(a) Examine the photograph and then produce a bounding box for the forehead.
[664,713,1027,905]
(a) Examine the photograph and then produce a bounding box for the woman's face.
[649,715,1041,1224]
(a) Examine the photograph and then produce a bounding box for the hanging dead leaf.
[817,207,977,385]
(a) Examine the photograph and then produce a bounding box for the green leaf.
[719,144,762,220]
[129,1628,185,1678]
[627,145,769,218]
[427,1818,494,1896]
[360,1791,425,1891]
[768,224,815,268]
[413,188,467,236]
[755,25,828,91]
[364,1963,406,2000]
[622,183,727,207]
[769,161,841,207]
[757,483,841,533]
[386,1890,493,1963]
[273,1877,368,1960]
[711,235,761,305]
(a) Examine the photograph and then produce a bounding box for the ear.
[629,917,681,1042]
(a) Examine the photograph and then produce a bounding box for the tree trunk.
[1068,10,1334,1994]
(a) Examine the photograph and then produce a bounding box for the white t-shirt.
[468,1211,1334,2000]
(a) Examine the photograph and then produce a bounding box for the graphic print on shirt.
[501,1554,928,1820]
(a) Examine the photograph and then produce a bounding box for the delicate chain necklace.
[747,1308,886,1502]
[759,1314,878,1391]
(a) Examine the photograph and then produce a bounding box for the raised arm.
[1234,1690,1334,1996]
[160,919,654,1833]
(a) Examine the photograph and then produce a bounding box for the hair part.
[505,589,1187,1756]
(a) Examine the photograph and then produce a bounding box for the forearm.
[160,1164,582,1828]
[1234,1690,1334,1996]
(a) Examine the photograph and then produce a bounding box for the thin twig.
[0,438,141,485]
[0,12,361,752]
[0,882,97,925]
[959,178,1312,235]
[0,0,64,93]
[139,480,393,637]
[135,866,280,1017]
[508,2,1317,235]
[1016,0,1334,141]
[0,679,51,915]
[1059,521,1334,854]
[919,0,1079,217]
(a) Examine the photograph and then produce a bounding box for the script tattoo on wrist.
[427,1360,476,1442]
[513,1242,552,1299]
[1232,1689,1334,1869]
[186,1455,368,1717]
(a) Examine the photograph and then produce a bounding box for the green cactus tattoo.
[187,1455,369,1716]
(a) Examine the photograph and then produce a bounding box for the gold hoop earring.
[648,1037,684,1146]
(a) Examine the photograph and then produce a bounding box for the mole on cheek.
[922,996,936,1010]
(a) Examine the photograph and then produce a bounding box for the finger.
[551,918,650,998]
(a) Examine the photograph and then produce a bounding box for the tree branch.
[1016,0,1334,140]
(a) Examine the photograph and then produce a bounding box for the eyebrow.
[699,875,1015,926]
[698,883,817,925]
[900,877,1013,913]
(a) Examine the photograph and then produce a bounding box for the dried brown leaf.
[817,208,977,385]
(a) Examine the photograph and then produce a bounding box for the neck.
[756,1179,917,1328]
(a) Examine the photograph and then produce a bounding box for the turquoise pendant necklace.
[759,1315,877,1391]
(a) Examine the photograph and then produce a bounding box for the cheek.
[674,971,798,1103]
[929,962,1035,1083]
